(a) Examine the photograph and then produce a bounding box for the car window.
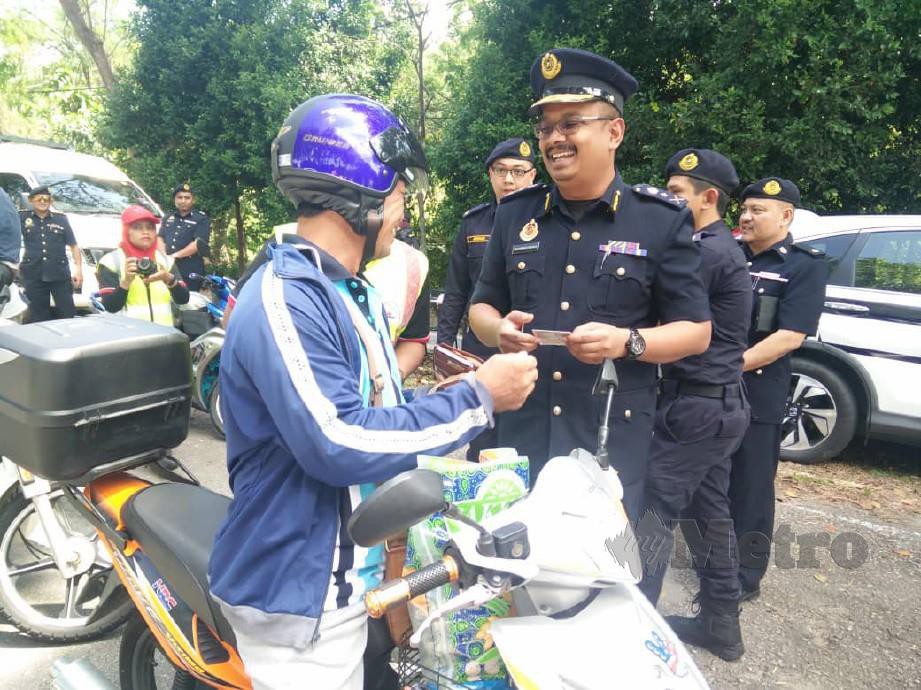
[797,233,859,286]
[0,173,32,210]
[854,230,921,294]
[32,172,157,215]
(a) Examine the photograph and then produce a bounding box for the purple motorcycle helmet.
[271,94,428,259]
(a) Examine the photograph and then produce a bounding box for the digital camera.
[136,257,156,278]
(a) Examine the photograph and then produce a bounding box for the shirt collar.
[695,219,731,240]
[542,173,625,221]
[744,232,794,261]
[268,239,354,282]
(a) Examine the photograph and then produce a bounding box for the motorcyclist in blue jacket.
[207,94,538,690]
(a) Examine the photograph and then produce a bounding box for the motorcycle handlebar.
[365,556,459,619]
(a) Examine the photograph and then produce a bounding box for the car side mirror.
[347,469,446,547]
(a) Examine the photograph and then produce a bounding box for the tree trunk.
[58,0,116,91]
[233,196,247,274]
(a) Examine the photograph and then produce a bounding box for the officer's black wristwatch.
[624,328,646,360]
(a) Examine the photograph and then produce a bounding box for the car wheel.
[780,358,858,464]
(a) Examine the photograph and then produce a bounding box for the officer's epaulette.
[632,184,685,208]
[793,243,825,258]
[462,202,491,219]
[497,183,549,206]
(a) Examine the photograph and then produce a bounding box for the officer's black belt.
[660,379,742,399]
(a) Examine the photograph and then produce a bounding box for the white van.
[0,136,162,311]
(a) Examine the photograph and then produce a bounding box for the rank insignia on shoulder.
[520,219,539,241]
[793,243,825,257]
[632,184,684,207]
[462,202,490,219]
[467,234,490,244]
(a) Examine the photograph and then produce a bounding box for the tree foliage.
[100,0,410,272]
[423,0,921,284]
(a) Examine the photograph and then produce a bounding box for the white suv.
[782,211,921,463]
[0,136,162,312]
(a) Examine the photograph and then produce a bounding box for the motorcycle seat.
[122,482,236,646]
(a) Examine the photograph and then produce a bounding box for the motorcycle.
[0,279,28,325]
[41,359,708,689]
[184,274,234,439]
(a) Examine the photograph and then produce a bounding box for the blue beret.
[664,149,739,195]
[529,48,639,116]
[740,177,801,206]
[484,138,536,169]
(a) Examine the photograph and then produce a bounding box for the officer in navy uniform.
[158,183,210,291]
[438,138,537,461]
[19,186,82,322]
[637,149,752,661]
[469,48,712,521]
[730,177,827,601]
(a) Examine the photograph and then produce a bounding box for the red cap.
[121,205,160,226]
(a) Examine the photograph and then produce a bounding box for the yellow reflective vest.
[364,239,429,343]
[97,248,176,327]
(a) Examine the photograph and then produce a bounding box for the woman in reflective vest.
[96,205,190,326]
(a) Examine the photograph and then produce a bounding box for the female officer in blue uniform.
[730,178,827,601]
[19,186,82,322]
[469,48,712,521]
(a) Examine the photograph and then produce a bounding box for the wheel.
[0,485,134,641]
[209,380,225,439]
[119,612,206,690]
[780,358,858,464]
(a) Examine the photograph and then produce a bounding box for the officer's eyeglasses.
[533,116,615,139]
[490,166,535,179]
[31,195,51,202]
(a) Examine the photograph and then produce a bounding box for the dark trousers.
[638,390,749,605]
[728,421,782,592]
[23,275,75,322]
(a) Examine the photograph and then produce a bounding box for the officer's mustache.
[545,144,577,162]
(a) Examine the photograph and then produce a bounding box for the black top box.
[0,315,192,480]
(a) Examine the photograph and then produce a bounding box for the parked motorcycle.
[24,354,707,688]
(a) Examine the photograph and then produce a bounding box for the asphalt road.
[1,412,919,689]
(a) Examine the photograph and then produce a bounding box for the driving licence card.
[532,329,571,346]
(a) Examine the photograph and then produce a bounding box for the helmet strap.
[360,206,384,270]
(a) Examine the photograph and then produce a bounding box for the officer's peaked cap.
[28,186,51,198]
[529,48,638,116]
[665,149,739,195]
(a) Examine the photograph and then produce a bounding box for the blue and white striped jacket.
[208,242,492,648]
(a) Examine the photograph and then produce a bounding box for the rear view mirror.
[348,469,446,547]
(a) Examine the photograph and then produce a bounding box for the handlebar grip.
[365,556,459,619]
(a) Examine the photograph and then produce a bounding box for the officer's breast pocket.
[588,253,650,319]
[752,279,785,333]
[505,253,545,311]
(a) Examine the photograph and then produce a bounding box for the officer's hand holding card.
[532,329,571,346]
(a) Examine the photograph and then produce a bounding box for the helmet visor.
[370,125,429,196]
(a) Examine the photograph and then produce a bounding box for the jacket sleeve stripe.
[261,266,490,454]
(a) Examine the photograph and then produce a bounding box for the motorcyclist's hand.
[120,258,138,290]
[474,351,538,413]
[144,269,173,285]
[566,322,628,364]
[497,311,539,353]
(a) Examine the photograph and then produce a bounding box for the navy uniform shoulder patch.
[793,243,825,258]
[497,183,548,206]
[462,202,491,219]
[632,184,685,208]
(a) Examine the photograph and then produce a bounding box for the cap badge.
[541,52,562,80]
[520,218,539,241]
[679,153,699,171]
[763,180,781,196]
[182,183,190,191]
[519,141,531,157]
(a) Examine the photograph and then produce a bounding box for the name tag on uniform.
[511,242,540,254]
[750,271,789,290]
[467,234,490,244]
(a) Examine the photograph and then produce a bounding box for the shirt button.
[779,246,788,254]
[561,301,570,311]
[571,231,581,241]
[758,287,765,294]
[552,405,562,416]
[517,261,526,270]
[624,409,632,420]
[565,264,575,274]
[747,261,752,267]
[756,369,763,375]
[552,371,562,381]
[616,267,626,277]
